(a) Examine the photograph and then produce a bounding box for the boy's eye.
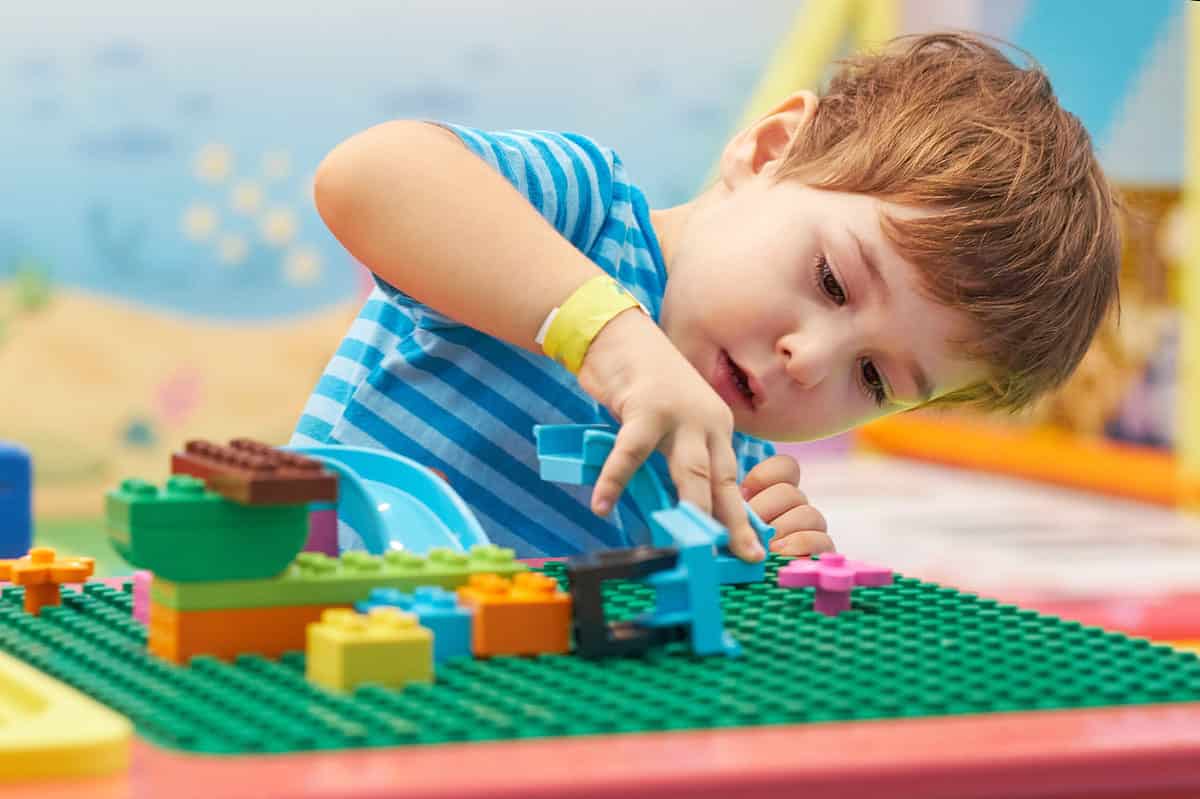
[860,360,888,407]
[815,256,846,306]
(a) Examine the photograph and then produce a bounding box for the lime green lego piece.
[106,475,309,582]
[150,544,528,610]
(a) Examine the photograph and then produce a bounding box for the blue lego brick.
[356,585,473,662]
[637,502,740,657]
[0,443,32,559]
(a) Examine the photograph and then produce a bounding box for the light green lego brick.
[150,545,527,610]
[106,476,309,582]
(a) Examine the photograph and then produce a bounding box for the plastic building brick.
[357,585,473,662]
[106,474,310,582]
[777,552,894,616]
[1,564,1200,756]
[172,438,338,506]
[151,544,527,611]
[290,444,492,555]
[148,600,339,664]
[457,572,572,657]
[0,547,94,615]
[305,505,339,556]
[565,546,682,658]
[132,569,151,624]
[534,422,775,583]
[0,441,32,559]
[0,650,131,781]
[306,607,433,693]
[637,502,739,656]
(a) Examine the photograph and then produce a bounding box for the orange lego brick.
[171,438,338,506]
[457,572,572,657]
[0,547,94,615]
[148,601,343,664]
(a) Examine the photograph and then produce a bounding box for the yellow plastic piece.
[0,650,131,781]
[1168,640,1200,655]
[1182,3,1200,485]
[306,607,433,693]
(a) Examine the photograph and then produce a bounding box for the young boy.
[292,33,1120,564]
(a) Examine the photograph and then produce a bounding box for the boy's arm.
[314,121,599,352]
[314,121,761,562]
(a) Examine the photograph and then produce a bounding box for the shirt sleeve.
[373,124,617,321]
[734,433,778,482]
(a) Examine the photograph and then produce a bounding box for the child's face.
[655,177,988,442]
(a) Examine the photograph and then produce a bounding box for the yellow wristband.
[538,275,646,374]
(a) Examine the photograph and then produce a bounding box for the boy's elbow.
[313,121,454,237]
[313,142,359,236]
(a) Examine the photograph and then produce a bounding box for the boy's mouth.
[717,350,757,411]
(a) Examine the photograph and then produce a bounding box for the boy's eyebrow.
[851,229,934,403]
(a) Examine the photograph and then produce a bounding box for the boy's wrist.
[576,308,664,401]
[539,274,647,374]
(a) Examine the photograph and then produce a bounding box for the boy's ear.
[720,90,818,189]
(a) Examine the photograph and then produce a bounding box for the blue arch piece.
[534,423,774,581]
[289,445,491,555]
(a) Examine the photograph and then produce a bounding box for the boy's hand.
[578,309,764,562]
[740,454,835,556]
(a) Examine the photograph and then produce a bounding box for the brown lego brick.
[171,438,338,506]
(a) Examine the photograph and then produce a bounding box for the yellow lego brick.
[306,607,434,693]
[0,650,131,781]
[457,572,572,657]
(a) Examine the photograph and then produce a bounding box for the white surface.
[799,454,1200,599]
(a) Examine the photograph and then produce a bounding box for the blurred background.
[2,1,1196,640]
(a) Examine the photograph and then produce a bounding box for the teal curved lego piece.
[534,423,774,580]
[290,445,490,555]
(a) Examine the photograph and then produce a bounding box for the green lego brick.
[150,545,528,610]
[106,475,309,582]
[0,558,1197,757]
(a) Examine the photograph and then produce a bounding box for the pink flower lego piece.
[777,553,892,616]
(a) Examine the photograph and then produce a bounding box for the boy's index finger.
[711,446,764,562]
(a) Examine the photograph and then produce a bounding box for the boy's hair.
[776,32,1121,411]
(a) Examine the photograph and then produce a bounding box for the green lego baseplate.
[1,557,1198,755]
[150,545,528,610]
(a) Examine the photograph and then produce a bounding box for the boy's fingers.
[765,502,827,536]
[665,434,714,516]
[593,419,660,515]
[710,444,763,562]
[748,482,811,525]
[741,454,802,499]
[768,529,836,556]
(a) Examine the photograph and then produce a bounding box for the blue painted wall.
[0,1,800,321]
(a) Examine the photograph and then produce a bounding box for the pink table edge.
[17,702,1200,799]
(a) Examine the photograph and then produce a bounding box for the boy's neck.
[649,201,695,278]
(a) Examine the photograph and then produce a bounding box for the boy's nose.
[776,332,834,390]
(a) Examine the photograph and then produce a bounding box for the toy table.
[8,560,1200,799]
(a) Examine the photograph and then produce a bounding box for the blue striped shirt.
[292,125,776,557]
